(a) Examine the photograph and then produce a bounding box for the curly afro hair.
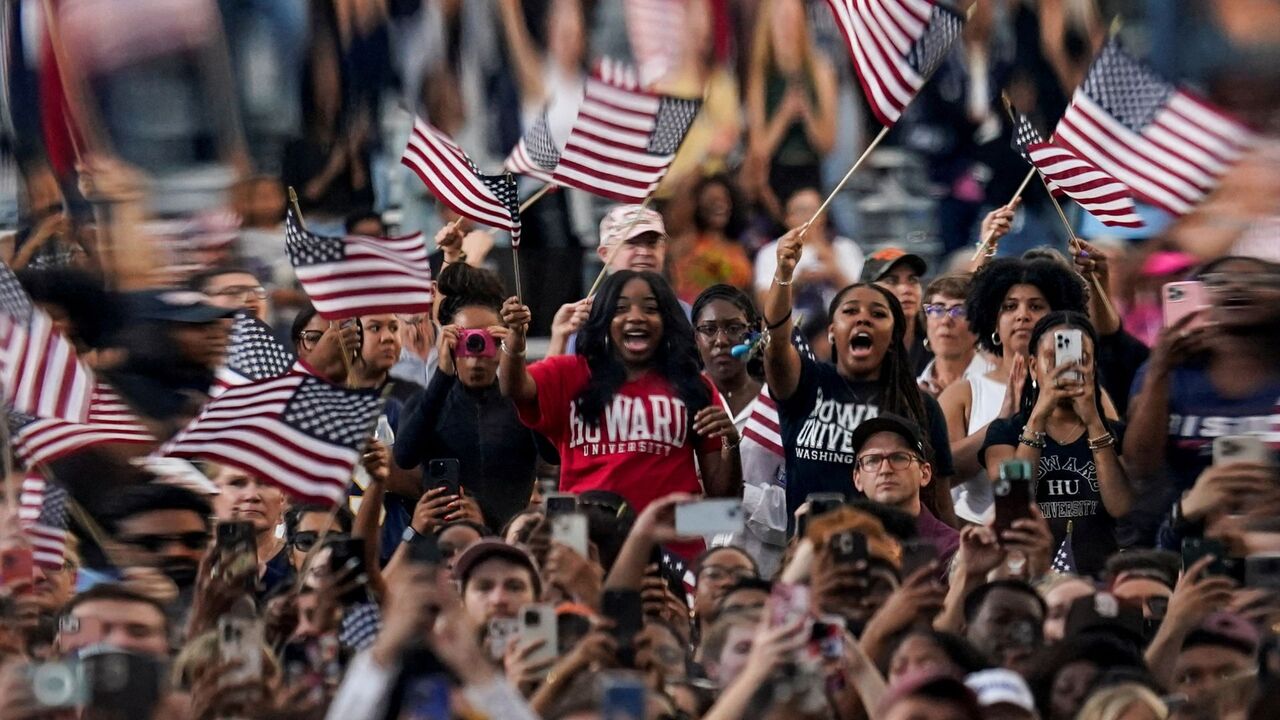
[965,257,1087,355]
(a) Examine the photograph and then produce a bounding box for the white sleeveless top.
[951,372,1009,523]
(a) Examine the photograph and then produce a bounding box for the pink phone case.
[1162,281,1210,329]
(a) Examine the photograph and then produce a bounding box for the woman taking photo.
[981,312,1134,577]
[396,263,550,533]
[499,271,741,519]
[763,228,955,519]
[917,274,988,397]
[940,257,1087,523]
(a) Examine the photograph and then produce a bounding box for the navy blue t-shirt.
[776,356,955,516]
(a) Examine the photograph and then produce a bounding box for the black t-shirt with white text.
[776,356,955,517]
[981,414,1127,577]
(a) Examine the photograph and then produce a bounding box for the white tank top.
[951,372,1009,523]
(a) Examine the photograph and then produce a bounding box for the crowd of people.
[4,1,1280,720]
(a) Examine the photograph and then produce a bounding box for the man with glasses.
[101,484,213,607]
[190,266,270,321]
[850,414,958,566]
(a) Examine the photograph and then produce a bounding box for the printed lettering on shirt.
[1037,454,1099,520]
[569,394,688,456]
[1168,413,1280,448]
[794,388,876,465]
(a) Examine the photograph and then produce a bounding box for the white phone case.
[674,499,744,536]
[519,603,559,668]
[550,513,589,558]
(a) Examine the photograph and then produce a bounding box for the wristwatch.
[401,526,421,544]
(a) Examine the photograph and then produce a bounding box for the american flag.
[213,314,296,394]
[825,0,964,126]
[552,67,702,203]
[0,264,91,422]
[1054,39,1257,217]
[10,384,155,468]
[504,109,560,184]
[159,374,385,506]
[624,0,683,86]
[401,117,522,245]
[1011,110,1145,229]
[19,472,70,570]
[285,205,434,321]
[1051,520,1077,574]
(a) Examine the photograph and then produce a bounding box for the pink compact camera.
[457,329,497,358]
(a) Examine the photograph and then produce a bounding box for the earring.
[991,332,1002,347]
[923,338,931,351]
[828,334,834,346]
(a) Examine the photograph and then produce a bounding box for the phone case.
[519,604,559,667]
[1213,435,1272,466]
[550,513,589,558]
[218,616,263,685]
[674,499,744,536]
[1162,281,1210,329]
[1054,329,1084,382]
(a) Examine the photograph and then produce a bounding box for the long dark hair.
[966,258,1088,356]
[691,173,748,239]
[691,283,763,380]
[1019,311,1111,425]
[827,283,927,427]
[575,271,710,427]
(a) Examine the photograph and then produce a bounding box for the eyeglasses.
[698,565,755,584]
[855,451,920,473]
[298,330,324,350]
[118,531,210,553]
[694,322,751,343]
[210,285,268,301]
[923,303,966,320]
[290,531,319,552]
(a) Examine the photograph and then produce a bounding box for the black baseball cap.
[849,413,927,458]
[126,290,237,324]
[861,248,928,283]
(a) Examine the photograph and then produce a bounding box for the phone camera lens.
[524,610,540,625]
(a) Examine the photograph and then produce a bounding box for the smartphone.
[768,582,810,629]
[1213,435,1272,466]
[57,615,102,651]
[406,531,444,566]
[827,530,867,565]
[602,589,643,666]
[798,492,845,537]
[1054,328,1084,384]
[519,604,559,669]
[900,539,939,578]
[487,617,521,661]
[83,650,163,718]
[426,459,461,496]
[599,672,646,720]
[551,512,589,558]
[218,616,263,685]
[810,614,845,659]
[994,460,1035,537]
[1182,537,1243,582]
[326,536,370,605]
[674,499,744,536]
[545,492,579,518]
[1246,554,1280,589]
[214,521,257,590]
[1162,281,1210,329]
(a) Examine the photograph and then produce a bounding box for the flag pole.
[971,167,1037,262]
[288,187,359,388]
[1035,171,1110,302]
[803,125,891,233]
[518,183,555,213]
[585,196,655,298]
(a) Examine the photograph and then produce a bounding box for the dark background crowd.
[2,1,1280,720]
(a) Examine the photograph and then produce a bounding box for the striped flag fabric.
[1053,39,1257,217]
[825,0,964,126]
[552,66,702,203]
[401,117,522,245]
[504,109,560,185]
[158,374,385,506]
[285,205,434,320]
[19,472,70,570]
[214,314,296,394]
[0,264,91,422]
[10,384,155,468]
[623,0,683,86]
[1011,111,1145,229]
